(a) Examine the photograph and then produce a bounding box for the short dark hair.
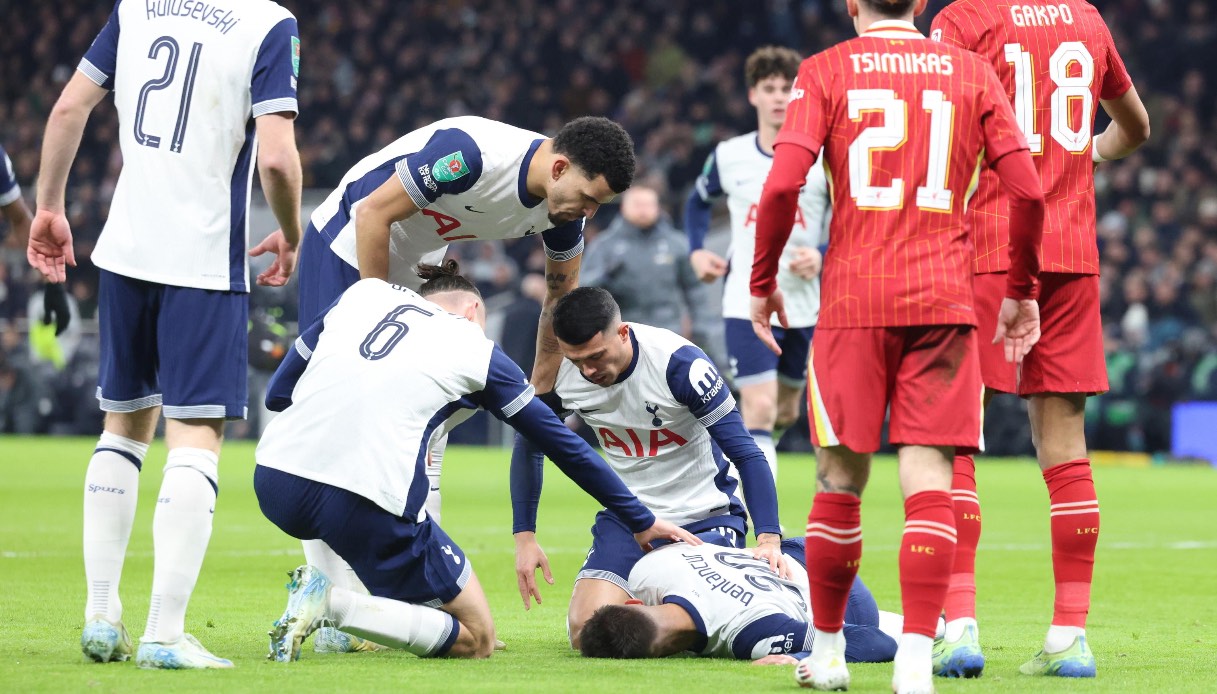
[579,605,657,659]
[552,287,620,345]
[860,0,916,18]
[416,259,481,298]
[745,46,801,87]
[553,117,636,194]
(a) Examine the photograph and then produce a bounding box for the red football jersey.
[775,20,1028,328]
[932,1,1133,274]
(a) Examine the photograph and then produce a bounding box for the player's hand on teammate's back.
[690,249,728,283]
[513,531,554,611]
[27,210,75,283]
[633,519,703,552]
[750,290,788,356]
[994,297,1041,364]
[750,534,792,579]
[250,228,298,286]
[787,246,823,280]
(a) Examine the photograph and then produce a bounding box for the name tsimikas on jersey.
[144,0,242,34]
[681,551,756,606]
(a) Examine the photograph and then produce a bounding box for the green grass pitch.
[2,436,1215,692]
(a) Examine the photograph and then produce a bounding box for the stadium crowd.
[1,0,1214,452]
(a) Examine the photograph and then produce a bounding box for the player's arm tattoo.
[532,264,580,392]
[816,471,862,496]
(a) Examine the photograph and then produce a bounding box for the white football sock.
[329,587,458,657]
[83,432,148,623]
[1045,624,1085,653]
[811,628,845,658]
[893,633,934,684]
[424,433,447,524]
[945,616,977,642]
[302,539,367,593]
[143,448,218,644]
[878,610,905,643]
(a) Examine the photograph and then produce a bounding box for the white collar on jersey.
[862,19,925,39]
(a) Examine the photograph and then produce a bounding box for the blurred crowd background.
[1,0,1215,455]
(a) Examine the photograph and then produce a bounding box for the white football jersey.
[629,543,814,659]
[81,0,299,291]
[256,279,534,520]
[310,116,584,290]
[0,145,20,207]
[694,133,830,326]
[553,324,746,527]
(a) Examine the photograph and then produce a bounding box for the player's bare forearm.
[36,73,107,213]
[255,114,303,247]
[2,200,33,248]
[532,256,580,392]
[354,176,418,280]
[1096,85,1151,161]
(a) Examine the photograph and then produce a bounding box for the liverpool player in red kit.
[750,0,1045,691]
[930,0,1150,680]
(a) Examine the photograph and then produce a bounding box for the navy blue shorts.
[724,318,813,388]
[577,511,747,591]
[254,466,471,607]
[97,269,247,420]
[297,224,360,328]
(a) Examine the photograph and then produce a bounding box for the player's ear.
[845,0,860,18]
[913,0,928,16]
[747,86,760,108]
[617,323,630,342]
[551,156,570,182]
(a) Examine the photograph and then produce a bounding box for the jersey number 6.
[359,304,434,360]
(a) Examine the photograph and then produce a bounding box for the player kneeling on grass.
[254,262,698,660]
[581,539,907,664]
[510,287,783,647]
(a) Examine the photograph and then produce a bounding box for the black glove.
[42,283,71,336]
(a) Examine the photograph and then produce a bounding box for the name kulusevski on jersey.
[256,279,657,532]
[686,133,830,326]
[79,0,299,292]
[546,324,780,535]
[308,116,585,290]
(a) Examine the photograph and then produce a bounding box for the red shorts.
[807,326,983,454]
[974,272,1107,396]
[973,272,1018,393]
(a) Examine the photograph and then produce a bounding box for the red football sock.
[945,454,981,622]
[900,490,957,638]
[804,493,862,632]
[1043,459,1100,628]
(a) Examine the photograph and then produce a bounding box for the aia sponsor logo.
[598,427,688,458]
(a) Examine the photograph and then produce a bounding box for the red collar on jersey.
[862,20,924,38]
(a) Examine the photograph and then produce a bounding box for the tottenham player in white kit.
[268,114,634,652]
[27,0,303,669]
[579,539,900,664]
[255,263,697,660]
[509,287,784,648]
[684,47,830,479]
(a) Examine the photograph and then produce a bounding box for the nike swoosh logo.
[578,408,600,414]
[464,205,485,213]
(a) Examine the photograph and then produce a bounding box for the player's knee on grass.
[441,572,496,658]
[567,579,631,649]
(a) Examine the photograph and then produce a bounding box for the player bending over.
[581,539,903,664]
[254,262,697,660]
[511,287,782,648]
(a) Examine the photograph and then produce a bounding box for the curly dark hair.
[416,259,481,298]
[552,116,636,193]
[552,287,620,346]
[579,605,658,659]
[745,46,801,87]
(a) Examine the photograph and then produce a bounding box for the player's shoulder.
[631,323,696,363]
[714,132,766,165]
[934,0,995,25]
[438,116,543,149]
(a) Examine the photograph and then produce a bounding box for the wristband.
[1092,134,1107,163]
